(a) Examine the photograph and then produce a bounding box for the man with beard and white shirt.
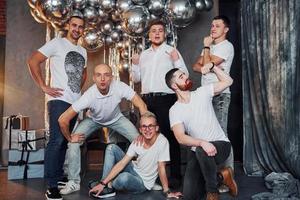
[131,20,188,187]
[165,64,237,200]
[27,16,87,200]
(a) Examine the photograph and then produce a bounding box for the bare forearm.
[193,56,203,72]
[27,61,46,89]
[203,49,211,65]
[59,121,72,142]
[175,133,205,147]
[212,65,233,86]
[102,162,125,185]
[158,165,169,192]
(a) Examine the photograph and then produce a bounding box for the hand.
[133,135,144,146]
[169,48,179,61]
[203,36,213,47]
[132,53,140,65]
[200,141,217,156]
[41,85,64,98]
[201,63,213,75]
[70,133,85,143]
[167,191,183,199]
[89,183,105,197]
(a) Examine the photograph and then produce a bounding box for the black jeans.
[183,141,231,200]
[142,94,182,180]
[45,100,77,188]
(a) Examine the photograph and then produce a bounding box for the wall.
[4,0,217,129]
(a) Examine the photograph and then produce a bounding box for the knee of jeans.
[68,143,81,155]
[48,136,67,150]
[112,173,129,189]
[105,144,119,152]
[195,147,207,157]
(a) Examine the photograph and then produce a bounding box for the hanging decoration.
[28,0,213,115]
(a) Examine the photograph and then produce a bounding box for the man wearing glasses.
[88,112,182,199]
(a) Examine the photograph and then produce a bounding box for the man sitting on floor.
[165,63,238,200]
[89,111,182,199]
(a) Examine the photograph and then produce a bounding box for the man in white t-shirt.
[131,20,189,187]
[165,64,237,200]
[27,16,87,200]
[58,64,147,195]
[88,111,182,199]
[193,16,235,183]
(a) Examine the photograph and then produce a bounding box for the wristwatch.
[163,189,171,197]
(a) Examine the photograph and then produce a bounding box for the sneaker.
[58,177,68,189]
[59,181,80,195]
[219,167,238,196]
[151,183,163,191]
[218,184,229,193]
[45,188,63,200]
[91,186,116,199]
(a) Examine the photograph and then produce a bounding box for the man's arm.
[158,161,169,192]
[211,63,233,95]
[58,107,85,143]
[27,51,63,97]
[131,94,147,115]
[89,155,132,196]
[193,52,224,73]
[131,54,141,83]
[172,123,217,156]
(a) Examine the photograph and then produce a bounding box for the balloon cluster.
[28,0,213,72]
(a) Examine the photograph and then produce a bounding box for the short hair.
[148,20,166,30]
[213,15,230,27]
[140,111,157,125]
[165,68,179,90]
[67,16,84,24]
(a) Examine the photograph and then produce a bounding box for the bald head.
[94,64,112,75]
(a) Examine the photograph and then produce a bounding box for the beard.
[177,79,193,91]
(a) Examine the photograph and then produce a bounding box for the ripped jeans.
[212,93,234,169]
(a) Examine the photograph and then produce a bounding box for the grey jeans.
[212,93,234,169]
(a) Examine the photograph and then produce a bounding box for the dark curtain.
[242,0,300,178]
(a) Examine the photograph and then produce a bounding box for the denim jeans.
[67,116,139,183]
[212,93,234,169]
[183,141,231,200]
[45,100,77,188]
[102,144,147,193]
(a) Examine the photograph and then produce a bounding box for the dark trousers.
[142,94,182,180]
[183,141,231,200]
[45,100,77,188]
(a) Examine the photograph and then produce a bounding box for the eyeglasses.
[140,124,156,130]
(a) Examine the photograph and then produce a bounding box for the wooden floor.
[0,163,269,200]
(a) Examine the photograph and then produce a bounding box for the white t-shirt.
[72,80,135,125]
[126,134,170,190]
[201,40,234,94]
[169,84,229,151]
[132,42,189,94]
[39,37,87,104]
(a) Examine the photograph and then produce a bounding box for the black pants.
[142,94,182,180]
[183,141,231,200]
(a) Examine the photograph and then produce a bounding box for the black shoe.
[91,186,116,199]
[58,177,68,189]
[45,188,63,200]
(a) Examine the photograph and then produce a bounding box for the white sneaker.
[59,181,80,195]
[151,183,163,191]
[218,184,230,193]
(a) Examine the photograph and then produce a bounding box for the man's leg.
[45,100,73,189]
[212,94,234,170]
[195,141,231,193]
[60,118,102,195]
[183,150,206,200]
[107,116,139,143]
[112,172,147,194]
